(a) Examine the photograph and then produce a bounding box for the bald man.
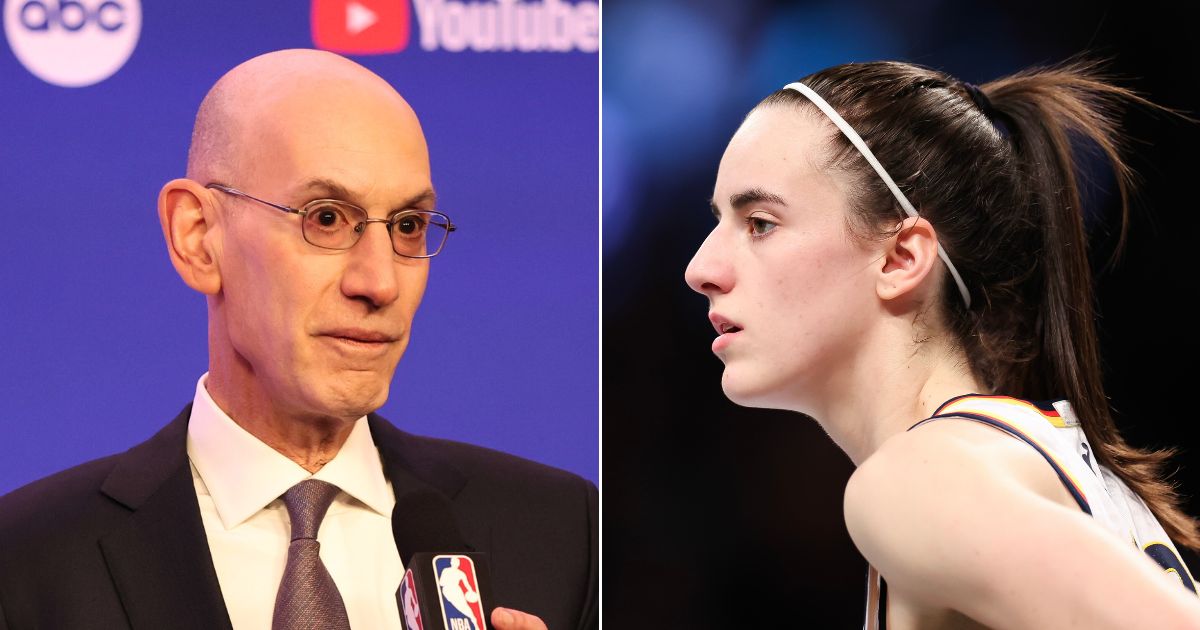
[0,50,597,630]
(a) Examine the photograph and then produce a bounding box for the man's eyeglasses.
[206,183,456,259]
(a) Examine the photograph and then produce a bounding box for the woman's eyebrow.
[729,188,787,211]
[709,188,788,220]
[710,188,788,219]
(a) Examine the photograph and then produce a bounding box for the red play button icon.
[312,0,409,55]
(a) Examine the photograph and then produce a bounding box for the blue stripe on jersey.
[918,412,1092,515]
[1145,543,1198,593]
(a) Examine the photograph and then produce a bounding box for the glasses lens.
[392,211,451,257]
[302,201,363,249]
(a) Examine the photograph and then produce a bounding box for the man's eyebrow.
[297,178,355,202]
[296,178,438,211]
[709,188,788,219]
[394,188,437,211]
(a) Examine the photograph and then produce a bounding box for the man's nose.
[340,221,402,308]
[684,229,733,296]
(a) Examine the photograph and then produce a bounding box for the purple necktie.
[272,479,352,630]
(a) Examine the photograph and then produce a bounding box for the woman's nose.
[684,229,732,296]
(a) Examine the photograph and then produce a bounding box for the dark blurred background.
[603,0,1200,626]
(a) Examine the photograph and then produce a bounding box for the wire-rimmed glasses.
[206,183,456,258]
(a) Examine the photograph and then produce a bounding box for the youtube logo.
[312,0,408,55]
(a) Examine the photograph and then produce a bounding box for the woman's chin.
[721,369,788,410]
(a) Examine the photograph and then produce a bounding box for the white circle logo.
[4,0,141,87]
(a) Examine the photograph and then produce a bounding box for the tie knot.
[281,479,341,541]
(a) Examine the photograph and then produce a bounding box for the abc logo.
[4,0,141,87]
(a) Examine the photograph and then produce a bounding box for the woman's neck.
[803,326,986,466]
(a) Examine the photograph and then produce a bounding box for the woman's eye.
[747,216,777,236]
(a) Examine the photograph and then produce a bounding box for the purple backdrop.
[0,0,598,493]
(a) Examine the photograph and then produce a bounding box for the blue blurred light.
[602,96,637,259]
[743,3,902,99]
[604,2,736,165]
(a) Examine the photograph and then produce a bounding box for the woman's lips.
[708,312,743,353]
[712,329,741,353]
[708,312,743,336]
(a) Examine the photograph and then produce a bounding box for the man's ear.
[876,216,941,304]
[158,179,221,295]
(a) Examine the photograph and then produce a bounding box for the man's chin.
[314,375,391,419]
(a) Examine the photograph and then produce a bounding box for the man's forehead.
[220,50,401,102]
[202,52,419,147]
[189,50,427,186]
[233,83,432,208]
[291,177,437,208]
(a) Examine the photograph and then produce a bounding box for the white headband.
[783,81,972,309]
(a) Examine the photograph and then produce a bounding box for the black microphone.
[393,490,496,630]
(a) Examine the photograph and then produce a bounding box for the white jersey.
[866,394,1196,630]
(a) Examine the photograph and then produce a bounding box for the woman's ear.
[877,216,941,303]
[158,179,222,295]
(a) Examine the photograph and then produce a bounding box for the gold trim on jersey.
[1143,539,1198,585]
[937,395,1073,429]
[926,396,1090,509]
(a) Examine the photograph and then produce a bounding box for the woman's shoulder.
[849,410,1081,518]
[843,416,1200,627]
[845,418,1021,538]
[844,419,1079,598]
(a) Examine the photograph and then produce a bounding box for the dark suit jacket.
[0,406,598,630]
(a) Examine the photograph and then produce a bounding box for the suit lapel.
[369,414,465,498]
[368,415,492,552]
[97,407,233,630]
[89,409,473,630]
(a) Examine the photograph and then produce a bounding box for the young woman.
[684,60,1200,629]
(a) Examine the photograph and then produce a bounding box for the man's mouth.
[320,328,400,344]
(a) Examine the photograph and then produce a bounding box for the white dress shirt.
[186,374,404,630]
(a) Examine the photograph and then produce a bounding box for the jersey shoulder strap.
[903,395,1198,596]
[910,394,1093,514]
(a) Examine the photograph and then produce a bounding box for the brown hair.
[758,59,1199,550]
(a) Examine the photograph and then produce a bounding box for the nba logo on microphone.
[311,0,408,54]
[400,569,424,630]
[434,554,486,630]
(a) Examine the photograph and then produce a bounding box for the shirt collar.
[186,373,394,530]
